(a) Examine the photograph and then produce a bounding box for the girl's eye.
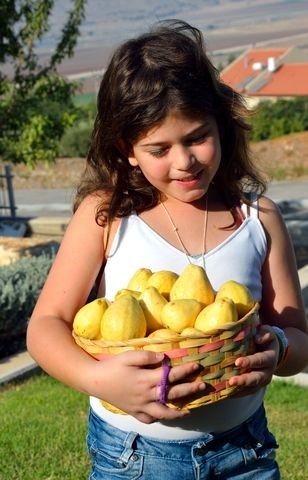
[189,133,208,145]
[149,148,168,158]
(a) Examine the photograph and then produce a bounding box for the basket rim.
[73,302,259,349]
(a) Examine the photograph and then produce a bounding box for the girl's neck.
[159,188,212,211]
[139,186,242,257]
[160,195,209,268]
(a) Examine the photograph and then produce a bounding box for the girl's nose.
[173,146,195,170]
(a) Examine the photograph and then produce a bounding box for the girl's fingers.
[229,351,277,389]
[167,361,201,383]
[120,350,202,389]
[162,378,206,402]
[110,351,206,421]
[227,327,281,391]
[121,350,165,367]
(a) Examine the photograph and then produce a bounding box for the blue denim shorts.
[87,404,280,480]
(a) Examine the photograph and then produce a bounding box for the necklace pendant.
[160,198,209,267]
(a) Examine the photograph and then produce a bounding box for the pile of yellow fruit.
[73,264,256,342]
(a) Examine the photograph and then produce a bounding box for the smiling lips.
[176,170,203,183]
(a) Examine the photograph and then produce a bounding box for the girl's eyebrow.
[139,121,211,147]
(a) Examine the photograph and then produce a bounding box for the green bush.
[250,97,308,141]
[59,121,92,157]
[0,253,55,357]
[59,101,96,157]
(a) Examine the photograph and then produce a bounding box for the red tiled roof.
[221,47,308,97]
[257,64,308,96]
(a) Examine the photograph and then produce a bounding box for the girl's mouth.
[176,170,203,184]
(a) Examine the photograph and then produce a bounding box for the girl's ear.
[127,153,138,167]
[126,144,139,167]
[116,140,138,166]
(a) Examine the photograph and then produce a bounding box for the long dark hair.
[74,20,266,224]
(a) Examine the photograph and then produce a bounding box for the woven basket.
[73,302,259,413]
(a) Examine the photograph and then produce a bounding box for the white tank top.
[91,201,268,439]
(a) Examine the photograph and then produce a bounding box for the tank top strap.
[240,192,259,219]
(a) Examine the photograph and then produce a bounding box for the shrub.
[59,101,96,157]
[250,97,308,141]
[59,121,92,157]
[0,253,55,357]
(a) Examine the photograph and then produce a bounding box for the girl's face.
[128,112,221,204]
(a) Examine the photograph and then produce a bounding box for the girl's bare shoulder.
[75,190,107,211]
[258,195,284,224]
[258,194,292,248]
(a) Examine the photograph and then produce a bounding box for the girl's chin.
[165,190,208,204]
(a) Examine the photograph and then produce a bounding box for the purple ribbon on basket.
[159,354,171,405]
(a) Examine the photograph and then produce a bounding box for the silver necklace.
[160,196,208,270]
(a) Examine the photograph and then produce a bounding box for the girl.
[27,20,308,479]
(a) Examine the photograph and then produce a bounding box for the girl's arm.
[229,195,308,388]
[27,195,204,423]
[27,194,107,388]
[259,195,308,375]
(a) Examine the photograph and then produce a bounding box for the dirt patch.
[8,157,86,190]
[3,132,308,191]
[0,236,59,266]
[252,131,308,181]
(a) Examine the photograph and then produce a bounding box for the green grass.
[264,380,308,479]
[0,374,90,479]
[0,374,307,479]
[265,163,308,181]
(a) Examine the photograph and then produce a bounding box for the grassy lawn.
[0,373,307,479]
[265,380,308,479]
[0,374,90,479]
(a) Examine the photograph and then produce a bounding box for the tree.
[0,0,86,166]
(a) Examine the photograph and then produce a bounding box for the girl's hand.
[87,350,205,424]
[228,325,280,394]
